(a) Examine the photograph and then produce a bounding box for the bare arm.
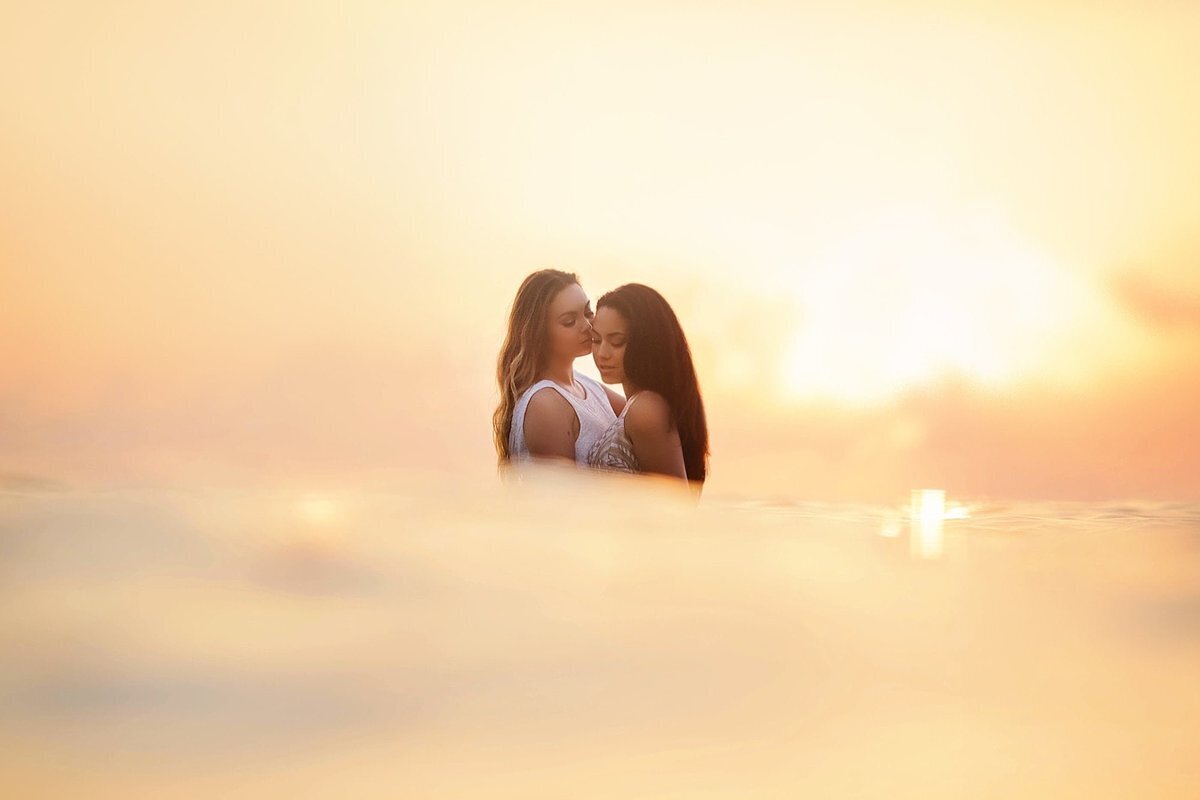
[603,385,627,416]
[624,391,687,482]
[523,387,580,462]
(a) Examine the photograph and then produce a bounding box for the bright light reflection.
[945,504,970,520]
[900,491,974,558]
[910,488,945,560]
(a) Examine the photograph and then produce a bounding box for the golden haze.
[2,1,1199,500]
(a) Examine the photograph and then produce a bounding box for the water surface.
[2,474,1197,797]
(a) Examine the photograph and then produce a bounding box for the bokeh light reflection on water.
[1,469,1199,798]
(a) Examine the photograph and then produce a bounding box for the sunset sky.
[3,1,1198,501]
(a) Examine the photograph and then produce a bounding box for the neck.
[622,381,642,399]
[542,356,575,386]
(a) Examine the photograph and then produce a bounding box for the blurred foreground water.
[2,469,1199,798]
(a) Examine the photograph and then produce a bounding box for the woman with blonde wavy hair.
[494,269,625,472]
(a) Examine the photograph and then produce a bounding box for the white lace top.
[508,371,617,466]
[587,393,641,474]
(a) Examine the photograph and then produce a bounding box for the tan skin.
[523,284,627,462]
[590,306,688,484]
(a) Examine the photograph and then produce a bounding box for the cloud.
[1110,271,1200,335]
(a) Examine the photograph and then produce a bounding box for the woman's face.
[591,305,629,384]
[546,283,595,362]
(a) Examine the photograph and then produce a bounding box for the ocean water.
[2,470,1198,797]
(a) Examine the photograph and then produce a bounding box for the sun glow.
[781,205,1090,404]
[288,494,356,551]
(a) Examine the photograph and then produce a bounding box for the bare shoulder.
[525,387,577,428]
[624,391,673,437]
[624,391,686,481]
[523,387,580,458]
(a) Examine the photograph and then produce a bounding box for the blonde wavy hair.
[493,269,581,464]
